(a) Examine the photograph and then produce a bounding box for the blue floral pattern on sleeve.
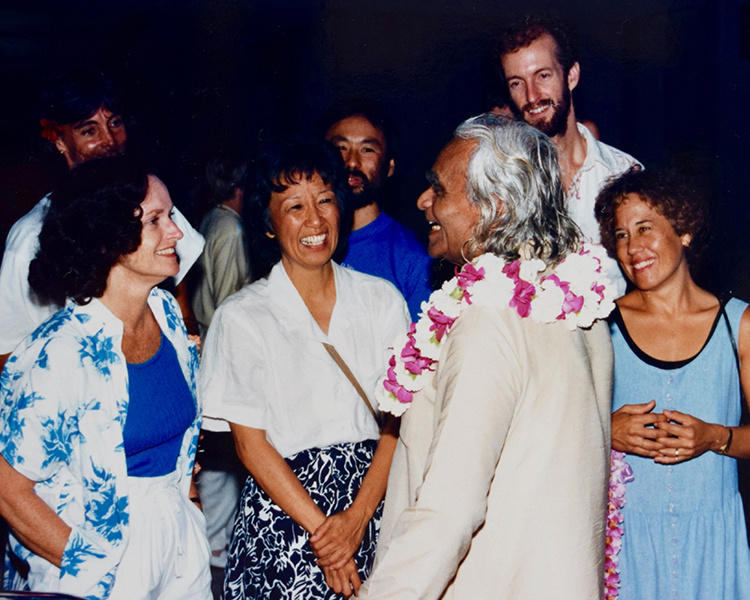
[77,331,121,380]
[0,289,201,599]
[29,308,72,342]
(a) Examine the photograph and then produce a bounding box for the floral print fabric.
[0,288,200,600]
[224,440,381,600]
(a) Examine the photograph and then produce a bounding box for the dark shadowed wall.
[0,0,748,295]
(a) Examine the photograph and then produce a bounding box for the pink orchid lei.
[377,242,617,417]
[605,450,634,600]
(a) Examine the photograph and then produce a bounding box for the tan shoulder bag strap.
[322,342,382,430]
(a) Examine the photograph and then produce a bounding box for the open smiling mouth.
[632,258,655,271]
[155,247,176,256]
[428,221,441,232]
[301,234,326,246]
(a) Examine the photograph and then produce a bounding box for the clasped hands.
[612,400,727,463]
[310,506,369,598]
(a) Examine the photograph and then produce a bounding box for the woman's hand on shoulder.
[612,400,668,457]
[310,506,369,569]
[653,409,727,464]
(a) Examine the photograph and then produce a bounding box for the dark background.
[1,0,749,296]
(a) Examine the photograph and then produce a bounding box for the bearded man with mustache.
[495,16,640,297]
[324,100,433,321]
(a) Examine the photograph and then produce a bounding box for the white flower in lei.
[378,242,617,416]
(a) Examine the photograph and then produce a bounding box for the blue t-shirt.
[342,212,433,321]
[124,333,196,477]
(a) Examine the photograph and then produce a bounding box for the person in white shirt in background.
[0,67,204,371]
[494,15,641,296]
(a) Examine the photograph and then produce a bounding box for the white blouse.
[200,261,410,458]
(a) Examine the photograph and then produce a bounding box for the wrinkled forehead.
[435,138,477,174]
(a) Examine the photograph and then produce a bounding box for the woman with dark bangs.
[0,156,211,600]
[596,167,750,599]
[200,139,409,599]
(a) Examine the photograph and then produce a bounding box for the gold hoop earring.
[460,239,473,264]
[265,231,276,239]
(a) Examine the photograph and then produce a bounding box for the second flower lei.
[377,242,617,417]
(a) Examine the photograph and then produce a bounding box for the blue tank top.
[124,333,196,477]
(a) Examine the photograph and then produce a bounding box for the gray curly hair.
[456,113,580,267]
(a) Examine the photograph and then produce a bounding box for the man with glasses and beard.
[324,101,433,320]
[495,16,639,296]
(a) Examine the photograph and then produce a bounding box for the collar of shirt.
[266,261,358,344]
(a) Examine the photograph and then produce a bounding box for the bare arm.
[230,423,363,597]
[0,353,9,374]
[655,306,750,462]
[175,280,199,336]
[0,454,70,567]
[230,423,328,533]
[310,416,399,569]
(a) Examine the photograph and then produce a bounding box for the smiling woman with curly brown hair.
[0,156,211,600]
[595,166,750,600]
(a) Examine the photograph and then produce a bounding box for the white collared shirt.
[566,123,641,297]
[200,261,410,458]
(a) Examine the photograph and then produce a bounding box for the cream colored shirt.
[360,303,613,600]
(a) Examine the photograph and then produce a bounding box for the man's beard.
[521,86,571,138]
[347,168,383,210]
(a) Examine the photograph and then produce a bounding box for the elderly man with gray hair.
[358,114,614,600]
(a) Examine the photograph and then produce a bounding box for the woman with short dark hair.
[200,138,409,599]
[595,167,750,599]
[0,156,211,600]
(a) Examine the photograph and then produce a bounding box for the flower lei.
[377,242,617,417]
[605,450,634,599]
[39,118,59,142]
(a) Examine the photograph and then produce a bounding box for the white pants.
[108,473,212,600]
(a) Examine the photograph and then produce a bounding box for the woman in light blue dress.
[596,167,750,599]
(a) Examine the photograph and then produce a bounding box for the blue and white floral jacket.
[0,288,201,600]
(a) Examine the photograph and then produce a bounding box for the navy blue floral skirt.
[223,439,382,600]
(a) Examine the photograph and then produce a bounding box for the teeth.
[529,105,548,114]
[156,248,175,256]
[633,259,655,270]
[428,222,441,231]
[301,234,326,246]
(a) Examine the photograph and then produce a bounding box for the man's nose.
[100,126,115,147]
[343,149,360,170]
[416,188,433,211]
[526,81,541,106]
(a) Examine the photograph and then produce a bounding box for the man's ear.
[567,62,580,92]
[387,158,395,179]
